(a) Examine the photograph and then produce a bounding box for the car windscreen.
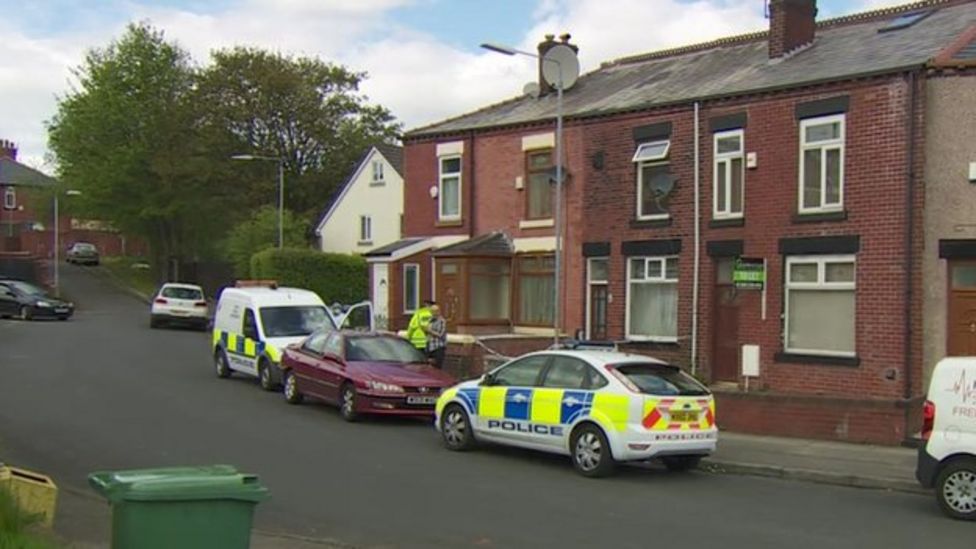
[345,336,426,364]
[615,363,709,396]
[6,281,47,296]
[161,287,203,300]
[259,306,334,338]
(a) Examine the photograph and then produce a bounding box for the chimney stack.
[537,33,578,96]
[0,139,16,160]
[768,0,817,59]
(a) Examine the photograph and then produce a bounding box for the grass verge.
[100,256,156,299]
[0,486,59,549]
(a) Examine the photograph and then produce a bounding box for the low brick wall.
[443,336,553,380]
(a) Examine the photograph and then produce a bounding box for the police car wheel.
[258,360,276,391]
[571,424,615,478]
[339,384,359,422]
[936,458,976,520]
[440,404,475,451]
[662,455,702,473]
[215,350,232,379]
[283,370,303,405]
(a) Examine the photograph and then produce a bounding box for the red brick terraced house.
[370,0,976,444]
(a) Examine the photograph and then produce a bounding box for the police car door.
[534,356,599,450]
[475,354,551,446]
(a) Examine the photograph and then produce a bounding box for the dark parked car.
[0,280,74,320]
[66,242,100,265]
[280,330,457,421]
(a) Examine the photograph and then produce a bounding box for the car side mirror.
[481,373,495,386]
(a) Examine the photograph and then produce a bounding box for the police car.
[435,349,717,477]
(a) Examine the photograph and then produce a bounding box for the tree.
[195,48,401,221]
[225,206,306,276]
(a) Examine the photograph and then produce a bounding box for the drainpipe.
[469,131,477,238]
[903,70,918,440]
[691,101,702,376]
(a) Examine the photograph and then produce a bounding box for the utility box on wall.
[741,344,760,378]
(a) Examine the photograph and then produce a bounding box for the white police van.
[917,357,976,520]
[435,349,717,477]
[211,281,335,390]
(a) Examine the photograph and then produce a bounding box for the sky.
[0,0,906,170]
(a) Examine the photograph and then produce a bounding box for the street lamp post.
[231,154,285,248]
[53,189,82,297]
[482,43,564,347]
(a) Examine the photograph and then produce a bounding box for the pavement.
[0,263,966,549]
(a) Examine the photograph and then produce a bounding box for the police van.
[435,349,717,477]
[212,281,335,390]
[916,357,976,520]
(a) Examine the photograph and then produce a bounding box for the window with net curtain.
[627,257,678,340]
[525,150,553,219]
[518,255,555,325]
[469,260,510,321]
[439,156,461,220]
[799,115,844,213]
[785,256,855,355]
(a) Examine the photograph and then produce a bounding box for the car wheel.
[440,404,475,451]
[258,359,277,391]
[570,424,615,478]
[339,383,359,422]
[936,458,976,520]
[661,455,702,473]
[19,306,32,321]
[214,350,232,379]
[283,370,303,405]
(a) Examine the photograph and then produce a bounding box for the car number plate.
[54,308,69,313]
[670,411,698,422]
[406,396,437,405]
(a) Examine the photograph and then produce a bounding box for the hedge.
[250,248,368,305]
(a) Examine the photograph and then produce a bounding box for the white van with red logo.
[916,357,976,520]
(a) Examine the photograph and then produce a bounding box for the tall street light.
[482,42,565,347]
[53,189,82,297]
[231,154,285,248]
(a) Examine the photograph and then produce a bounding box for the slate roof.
[374,143,404,176]
[0,158,57,187]
[432,231,514,257]
[363,237,427,257]
[407,0,976,139]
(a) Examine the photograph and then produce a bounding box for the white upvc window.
[633,139,674,220]
[713,129,744,219]
[403,263,419,313]
[3,187,14,210]
[438,155,462,221]
[625,256,678,341]
[799,114,845,214]
[784,255,856,357]
[359,215,372,243]
[371,160,384,184]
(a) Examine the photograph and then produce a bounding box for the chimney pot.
[769,0,817,59]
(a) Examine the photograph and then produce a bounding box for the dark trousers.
[427,347,446,369]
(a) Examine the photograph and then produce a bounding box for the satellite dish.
[542,44,580,90]
[522,82,541,97]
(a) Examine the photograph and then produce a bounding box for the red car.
[280,330,457,421]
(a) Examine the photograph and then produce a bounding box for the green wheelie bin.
[88,465,269,549]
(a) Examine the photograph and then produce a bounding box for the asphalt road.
[0,265,972,549]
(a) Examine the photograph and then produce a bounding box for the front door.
[436,260,462,332]
[948,261,976,356]
[712,257,740,382]
[371,263,389,330]
[586,258,609,340]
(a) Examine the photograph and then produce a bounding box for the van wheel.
[662,455,702,472]
[283,370,303,405]
[937,458,976,520]
[339,383,359,422]
[570,424,615,478]
[258,359,276,391]
[440,404,475,451]
[215,350,232,379]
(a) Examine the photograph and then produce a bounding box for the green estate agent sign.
[733,257,765,290]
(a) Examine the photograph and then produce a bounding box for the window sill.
[369,181,386,187]
[630,217,673,229]
[513,326,557,336]
[436,219,463,228]
[519,218,555,229]
[774,351,860,367]
[793,210,847,224]
[710,217,744,228]
[357,241,373,246]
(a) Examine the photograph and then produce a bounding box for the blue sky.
[0,0,899,166]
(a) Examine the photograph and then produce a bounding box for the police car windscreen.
[616,364,709,396]
[345,336,426,364]
[260,306,334,337]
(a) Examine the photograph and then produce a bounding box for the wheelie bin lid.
[88,465,269,503]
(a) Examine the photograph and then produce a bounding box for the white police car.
[435,350,717,477]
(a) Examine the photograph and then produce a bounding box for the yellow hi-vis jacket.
[407,306,432,349]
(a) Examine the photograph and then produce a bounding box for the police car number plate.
[406,396,437,405]
[670,411,699,422]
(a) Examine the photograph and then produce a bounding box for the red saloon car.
[280,330,457,421]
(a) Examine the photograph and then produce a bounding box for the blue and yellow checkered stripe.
[212,329,267,359]
[459,387,599,425]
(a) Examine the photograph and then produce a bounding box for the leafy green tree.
[225,206,306,276]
